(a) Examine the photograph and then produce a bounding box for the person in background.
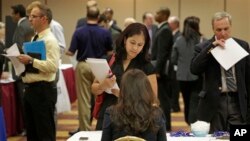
[0,22,7,141]
[171,16,205,125]
[191,11,250,133]
[76,0,97,28]
[92,23,158,130]
[151,7,173,131]
[0,22,8,79]
[103,7,122,33]
[123,17,136,30]
[66,6,113,133]
[11,4,34,52]
[101,69,166,141]
[11,4,34,136]
[98,14,120,51]
[18,3,60,140]
[142,12,157,56]
[168,16,181,113]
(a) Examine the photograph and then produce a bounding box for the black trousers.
[157,76,171,131]
[24,81,57,141]
[179,79,202,125]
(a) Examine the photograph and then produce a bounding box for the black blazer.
[191,37,250,123]
[151,22,173,75]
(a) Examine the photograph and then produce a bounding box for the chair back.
[114,136,146,141]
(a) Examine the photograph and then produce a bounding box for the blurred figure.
[101,69,166,141]
[103,7,122,33]
[123,17,136,29]
[0,22,7,141]
[0,22,9,80]
[11,4,34,136]
[76,0,98,28]
[171,16,205,125]
[168,16,181,42]
[66,6,113,132]
[151,7,173,131]
[11,4,34,52]
[98,14,120,50]
[168,16,181,113]
[142,12,157,55]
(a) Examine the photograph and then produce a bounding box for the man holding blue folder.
[17,3,60,141]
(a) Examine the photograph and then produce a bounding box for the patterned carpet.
[7,94,189,141]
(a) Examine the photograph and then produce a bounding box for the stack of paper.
[86,58,119,94]
[1,43,25,76]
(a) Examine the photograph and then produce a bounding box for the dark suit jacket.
[75,17,87,29]
[12,18,34,52]
[173,30,181,42]
[190,37,250,123]
[151,22,173,75]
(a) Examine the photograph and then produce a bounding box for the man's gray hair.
[212,11,232,27]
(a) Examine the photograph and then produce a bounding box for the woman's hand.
[111,88,120,97]
[99,75,116,90]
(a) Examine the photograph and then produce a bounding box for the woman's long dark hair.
[110,69,161,134]
[182,16,202,43]
[115,23,150,64]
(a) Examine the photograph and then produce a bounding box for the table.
[60,64,77,103]
[67,131,229,141]
[0,82,23,137]
[1,64,77,137]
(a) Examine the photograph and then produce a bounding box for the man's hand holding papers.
[210,38,249,70]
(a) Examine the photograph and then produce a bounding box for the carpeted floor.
[7,94,189,141]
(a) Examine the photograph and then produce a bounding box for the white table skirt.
[67,131,229,141]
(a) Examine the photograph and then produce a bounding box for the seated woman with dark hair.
[101,69,167,141]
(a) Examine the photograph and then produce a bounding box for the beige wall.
[1,0,250,63]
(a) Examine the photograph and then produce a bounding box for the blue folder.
[23,40,46,60]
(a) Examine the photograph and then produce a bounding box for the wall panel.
[227,0,249,41]
[180,0,224,38]
[136,0,179,23]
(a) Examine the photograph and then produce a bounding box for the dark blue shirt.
[69,24,113,61]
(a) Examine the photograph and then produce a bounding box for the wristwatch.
[29,58,34,64]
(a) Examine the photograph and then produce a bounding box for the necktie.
[225,68,237,92]
[32,34,38,42]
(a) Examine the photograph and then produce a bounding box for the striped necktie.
[225,68,237,92]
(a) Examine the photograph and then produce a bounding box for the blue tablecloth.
[0,107,7,141]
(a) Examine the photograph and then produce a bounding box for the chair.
[115,136,146,141]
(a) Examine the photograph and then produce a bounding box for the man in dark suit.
[11,4,34,136]
[191,11,250,133]
[151,7,173,131]
[168,16,181,113]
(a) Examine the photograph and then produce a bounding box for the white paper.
[86,58,119,94]
[1,43,25,76]
[211,38,249,70]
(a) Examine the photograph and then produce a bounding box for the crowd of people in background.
[0,0,250,140]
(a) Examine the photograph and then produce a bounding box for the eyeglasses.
[28,15,43,19]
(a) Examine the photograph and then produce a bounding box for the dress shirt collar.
[158,21,167,29]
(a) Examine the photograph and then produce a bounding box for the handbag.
[92,53,115,119]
